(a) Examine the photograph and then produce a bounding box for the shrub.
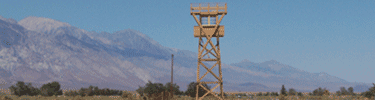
[164,82,183,96]
[279,94,286,100]
[271,92,279,96]
[323,90,330,95]
[247,94,254,99]
[348,87,354,95]
[4,96,12,100]
[103,88,110,96]
[86,85,95,96]
[361,83,375,99]
[0,92,5,96]
[339,87,349,95]
[336,91,341,96]
[9,81,40,97]
[312,87,328,96]
[256,92,263,96]
[139,82,179,100]
[74,85,123,96]
[288,88,296,96]
[264,92,270,96]
[39,81,63,96]
[136,86,145,97]
[297,92,303,96]
[185,82,212,97]
[64,90,79,97]
[78,88,87,96]
[143,81,179,100]
[143,81,166,98]
[93,86,100,95]
[362,91,374,99]
[122,91,134,99]
[225,94,236,99]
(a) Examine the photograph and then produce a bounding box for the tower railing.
[191,3,227,13]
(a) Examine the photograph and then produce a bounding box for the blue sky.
[1,0,374,84]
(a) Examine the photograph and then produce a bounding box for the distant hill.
[0,15,372,92]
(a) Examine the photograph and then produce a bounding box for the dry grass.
[0,94,373,100]
[0,89,372,100]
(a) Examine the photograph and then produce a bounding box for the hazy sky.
[1,0,374,84]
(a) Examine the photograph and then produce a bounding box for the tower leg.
[217,36,224,99]
[196,84,199,100]
[196,37,201,100]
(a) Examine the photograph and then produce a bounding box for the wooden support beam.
[200,81,220,84]
[201,58,218,61]
[201,45,218,58]
[198,84,222,100]
[198,62,218,81]
[200,62,222,82]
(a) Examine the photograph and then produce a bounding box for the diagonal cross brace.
[200,37,218,59]
[200,43,218,58]
[199,40,217,58]
[198,84,223,100]
[198,61,218,81]
[199,62,222,82]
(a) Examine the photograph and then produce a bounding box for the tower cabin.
[191,2,227,37]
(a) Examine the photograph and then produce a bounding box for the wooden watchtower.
[191,2,227,100]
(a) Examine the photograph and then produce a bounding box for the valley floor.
[1,94,374,100]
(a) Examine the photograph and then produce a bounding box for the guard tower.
[191,2,227,100]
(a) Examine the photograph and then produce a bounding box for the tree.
[9,81,40,97]
[361,83,375,99]
[312,87,328,96]
[264,92,270,96]
[288,88,296,96]
[136,86,145,97]
[87,85,95,96]
[271,92,279,96]
[185,82,212,97]
[280,85,287,96]
[340,87,348,95]
[134,81,182,100]
[9,81,26,96]
[297,92,303,96]
[64,90,79,96]
[104,88,110,96]
[78,88,87,96]
[165,82,183,95]
[122,91,134,99]
[336,91,341,96]
[40,81,63,96]
[323,90,330,96]
[143,81,166,98]
[348,87,354,95]
[93,86,100,95]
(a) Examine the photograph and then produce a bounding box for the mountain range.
[0,16,373,93]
